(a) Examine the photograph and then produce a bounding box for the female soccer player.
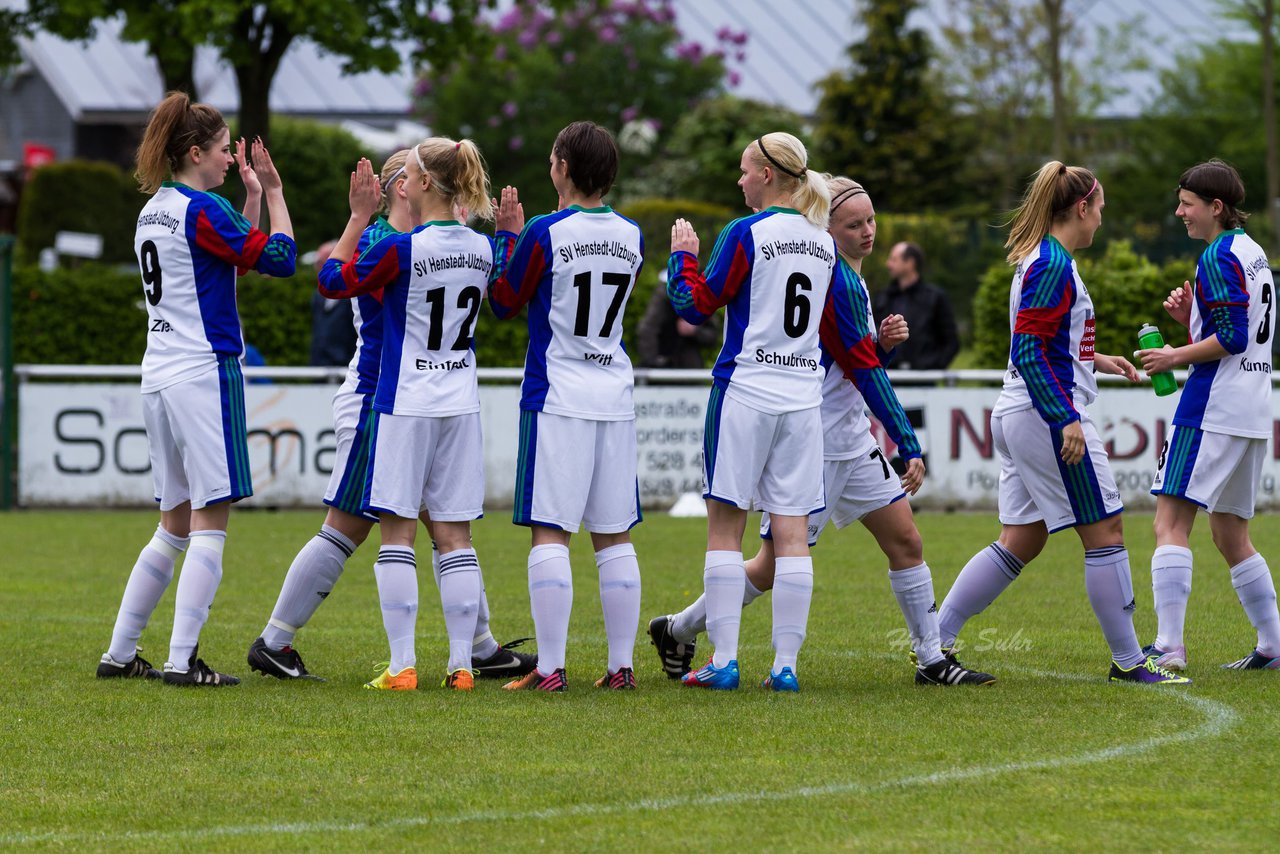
[488,121,646,692]
[248,152,535,683]
[96,91,296,686]
[650,176,994,689]
[665,133,840,692]
[318,141,523,691]
[934,161,1188,684]
[1136,159,1280,671]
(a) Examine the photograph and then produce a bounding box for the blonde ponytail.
[749,132,830,229]
[1005,161,1099,264]
[411,137,494,221]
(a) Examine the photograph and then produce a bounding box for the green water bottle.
[1138,323,1179,396]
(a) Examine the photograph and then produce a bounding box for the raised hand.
[235,137,261,197]
[671,218,700,256]
[252,137,283,193]
[495,185,525,234]
[1164,280,1193,328]
[349,158,380,221]
[878,313,909,350]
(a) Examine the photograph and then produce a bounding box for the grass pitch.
[2,509,1278,851]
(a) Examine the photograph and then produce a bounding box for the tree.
[416,0,737,214]
[811,0,975,213]
[3,1,501,145]
[1242,0,1279,255]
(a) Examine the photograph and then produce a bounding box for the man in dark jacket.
[873,241,959,370]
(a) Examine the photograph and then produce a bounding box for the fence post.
[0,235,14,509]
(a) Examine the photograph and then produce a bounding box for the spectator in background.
[874,241,960,370]
[637,270,720,368]
[309,239,357,369]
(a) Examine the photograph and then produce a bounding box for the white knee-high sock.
[438,548,481,672]
[1151,545,1193,651]
[890,563,944,667]
[1230,553,1280,657]
[771,556,813,673]
[167,530,226,669]
[671,577,763,644]
[432,542,498,659]
[704,550,745,667]
[262,525,355,650]
[1084,546,1145,668]
[374,545,418,674]
[528,543,572,674]
[597,543,641,672]
[938,542,1024,648]
[107,526,188,663]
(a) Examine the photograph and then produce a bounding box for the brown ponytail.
[134,91,227,194]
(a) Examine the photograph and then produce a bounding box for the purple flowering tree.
[416,0,746,212]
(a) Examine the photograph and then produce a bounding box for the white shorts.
[993,408,1123,533]
[364,411,484,521]
[1152,425,1265,518]
[513,411,640,534]
[761,451,906,547]
[322,391,379,522]
[703,386,824,517]
[143,358,253,511]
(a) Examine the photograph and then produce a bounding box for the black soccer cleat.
[915,657,997,686]
[163,648,240,687]
[247,637,320,680]
[648,615,696,679]
[97,651,161,680]
[472,637,538,679]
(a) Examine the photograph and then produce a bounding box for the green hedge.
[15,161,145,265]
[971,240,1196,368]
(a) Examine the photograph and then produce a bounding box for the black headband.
[830,186,867,214]
[756,137,806,180]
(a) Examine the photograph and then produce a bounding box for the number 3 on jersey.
[572,271,630,337]
[1258,281,1273,346]
[139,239,163,305]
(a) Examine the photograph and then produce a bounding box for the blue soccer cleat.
[681,658,739,690]
[761,667,799,692]
[1221,649,1280,670]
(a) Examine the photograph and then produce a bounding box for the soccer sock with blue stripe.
[374,545,419,675]
[596,543,641,673]
[1229,553,1280,657]
[438,548,481,673]
[167,530,227,670]
[938,542,1023,649]
[1084,546,1145,668]
[107,526,188,663]
[262,524,355,651]
[1151,545,1193,651]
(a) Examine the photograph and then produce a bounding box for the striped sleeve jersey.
[991,236,1097,427]
[135,181,297,392]
[325,220,498,417]
[666,207,834,414]
[316,216,396,397]
[818,258,921,460]
[487,206,644,421]
[1175,229,1274,438]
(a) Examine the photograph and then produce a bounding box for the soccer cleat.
[1221,649,1280,670]
[762,667,800,692]
[162,650,240,686]
[915,658,997,686]
[503,668,568,692]
[442,669,476,691]
[247,637,321,680]
[364,664,417,690]
[1109,657,1192,684]
[472,637,538,679]
[595,667,637,690]
[648,615,696,679]
[97,650,161,680]
[1141,641,1188,672]
[908,645,962,668]
[680,658,739,690]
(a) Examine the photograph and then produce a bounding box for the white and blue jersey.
[134,181,296,392]
[991,236,1097,427]
[335,216,399,397]
[488,205,644,421]
[1174,229,1274,439]
[320,221,507,418]
[667,207,836,414]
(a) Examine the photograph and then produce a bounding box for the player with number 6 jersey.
[489,122,645,693]
[98,92,296,688]
[1135,159,1280,673]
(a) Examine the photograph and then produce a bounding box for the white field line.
[2,663,1238,847]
